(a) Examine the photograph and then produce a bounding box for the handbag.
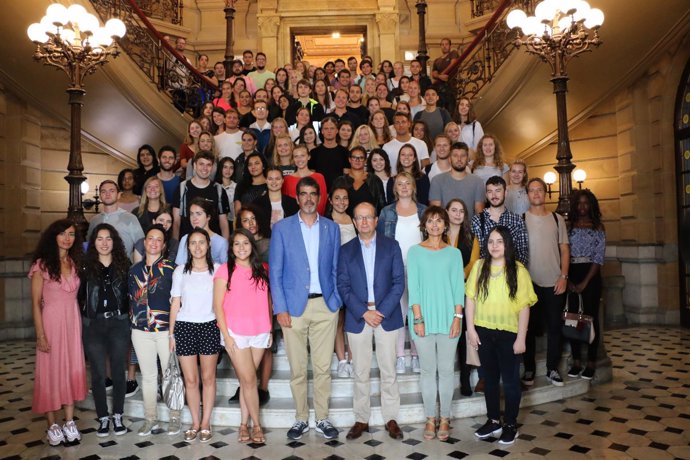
[561,293,595,344]
[465,334,481,367]
[162,353,185,411]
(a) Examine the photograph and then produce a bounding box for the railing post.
[415,0,429,75]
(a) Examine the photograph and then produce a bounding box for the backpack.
[178,180,225,217]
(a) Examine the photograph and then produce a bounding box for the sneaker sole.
[474,428,502,439]
[521,380,535,386]
[138,424,159,436]
[64,435,81,442]
[47,438,64,446]
[114,429,127,436]
[548,378,565,387]
[498,431,519,445]
[287,427,309,440]
[96,431,110,438]
[315,428,338,439]
[581,375,593,380]
[125,389,139,398]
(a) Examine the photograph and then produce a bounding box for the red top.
[282,172,328,215]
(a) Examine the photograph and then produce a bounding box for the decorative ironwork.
[138,0,183,25]
[471,0,501,18]
[447,0,536,103]
[90,0,217,116]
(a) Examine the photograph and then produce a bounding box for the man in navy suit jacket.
[269,176,342,440]
[337,202,406,441]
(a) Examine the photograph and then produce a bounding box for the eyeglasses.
[351,156,366,161]
[354,216,376,222]
[255,107,267,111]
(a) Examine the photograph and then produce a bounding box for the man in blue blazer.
[337,202,406,440]
[270,176,342,440]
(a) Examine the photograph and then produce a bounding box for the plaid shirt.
[471,208,529,265]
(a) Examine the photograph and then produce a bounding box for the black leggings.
[568,263,602,363]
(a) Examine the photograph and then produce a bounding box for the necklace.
[490,268,505,279]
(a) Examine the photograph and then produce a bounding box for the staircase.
[78,346,591,428]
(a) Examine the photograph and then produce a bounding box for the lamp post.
[224,0,237,73]
[415,0,429,75]
[28,4,126,228]
[506,0,603,215]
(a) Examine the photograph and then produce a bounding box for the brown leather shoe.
[474,378,485,394]
[385,420,403,440]
[346,422,369,440]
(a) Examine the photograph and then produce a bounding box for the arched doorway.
[675,58,690,328]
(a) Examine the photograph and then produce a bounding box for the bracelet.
[413,316,424,325]
[454,313,464,319]
[169,334,175,339]
[559,274,568,280]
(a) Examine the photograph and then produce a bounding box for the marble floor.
[1,326,690,459]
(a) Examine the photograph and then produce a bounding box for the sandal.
[238,424,250,443]
[438,417,451,441]
[252,425,265,444]
[423,417,436,440]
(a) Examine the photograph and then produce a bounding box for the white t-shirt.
[461,120,484,151]
[215,131,243,160]
[473,164,509,184]
[170,263,219,323]
[270,199,284,227]
[427,161,451,182]
[383,137,430,175]
[395,213,422,265]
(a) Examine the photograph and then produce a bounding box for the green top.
[407,245,465,338]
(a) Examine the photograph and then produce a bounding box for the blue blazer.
[337,234,405,333]
[270,213,342,316]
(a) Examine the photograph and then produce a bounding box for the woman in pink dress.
[29,219,88,446]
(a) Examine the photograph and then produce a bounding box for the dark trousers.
[524,284,566,373]
[476,326,522,425]
[568,263,602,362]
[82,316,131,418]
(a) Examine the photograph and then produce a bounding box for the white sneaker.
[62,420,81,442]
[337,360,350,378]
[276,338,286,355]
[138,419,159,436]
[396,356,406,374]
[168,415,182,435]
[47,423,65,446]
[411,356,421,373]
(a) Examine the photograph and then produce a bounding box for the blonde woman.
[473,134,509,184]
[505,159,530,215]
[350,125,379,153]
[133,177,167,231]
[271,134,296,176]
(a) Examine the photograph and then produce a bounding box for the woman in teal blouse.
[407,205,464,441]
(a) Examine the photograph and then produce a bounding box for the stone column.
[376,12,399,63]
[257,15,280,69]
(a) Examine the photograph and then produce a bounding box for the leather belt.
[308,293,323,299]
[96,311,127,320]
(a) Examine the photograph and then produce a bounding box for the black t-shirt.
[347,106,370,127]
[308,144,350,192]
[235,182,268,206]
[172,180,230,238]
[97,265,119,315]
[330,110,363,130]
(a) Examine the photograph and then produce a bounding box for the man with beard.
[156,146,181,203]
[269,176,342,441]
[470,175,529,265]
[347,84,369,125]
[425,134,452,181]
[87,180,144,260]
[429,142,485,220]
[242,49,256,75]
[248,52,276,91]
[211,61,227,87]
[227,59,257,95]
[409,59,432,95]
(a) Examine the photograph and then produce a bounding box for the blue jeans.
[82,316,131,418]
[476,326,522,425]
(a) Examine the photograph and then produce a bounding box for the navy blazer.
[337,233,405,333]
[270,213,342,316]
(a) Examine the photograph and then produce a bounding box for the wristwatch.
[454,313,464,319]
[559,274,568,280]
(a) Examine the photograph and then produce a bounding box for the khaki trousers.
[347,324,401,423]
[282,297,338,421]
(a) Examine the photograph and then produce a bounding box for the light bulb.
[544,171,557,185]
[40,15,58,36]
[584,8,604,28]
[558,16,573,33]
[560,0,580,15]
[535,0,558,22]
[573,169,587,183]
[67,4,87,26]
[572,0,591,22]
[523,16,542,36]
[105,18,126,38]
[506,9,527,30]
[46,3,69,27]
[27,23,49,43]
[81,181,90,195]
[79,13,100,34]
[93,28,113,47]
[61,28,76,45]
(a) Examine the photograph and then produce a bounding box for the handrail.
[443,0,536,104]
[90,0,218,116]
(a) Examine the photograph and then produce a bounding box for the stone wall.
[0,84,129,338]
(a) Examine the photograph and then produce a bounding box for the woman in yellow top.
[466,225,537,446]
[445,198,480,397]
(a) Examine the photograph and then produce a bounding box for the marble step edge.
[77,376,590,429]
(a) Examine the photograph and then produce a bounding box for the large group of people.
[30,43,607,449]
